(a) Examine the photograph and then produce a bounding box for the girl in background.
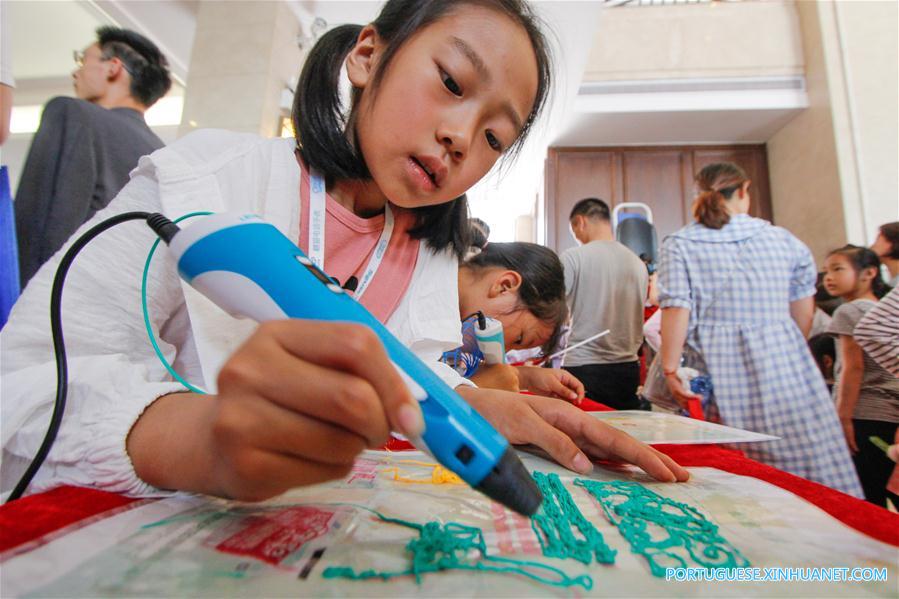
[824,245,899,507]
[2,0,687,502]
[454,242,585,402]
[658,162,862,497]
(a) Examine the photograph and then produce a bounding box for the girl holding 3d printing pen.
[452,241,586,403]
[1,0,687,503]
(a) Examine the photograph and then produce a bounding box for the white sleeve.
[1,163,198,499]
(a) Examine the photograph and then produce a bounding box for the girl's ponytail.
[293,24,369,181]
[872,275,891,299]
[692,162,749,230]
[692,189,730,230]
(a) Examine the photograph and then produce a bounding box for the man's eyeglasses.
[73,48,133,75]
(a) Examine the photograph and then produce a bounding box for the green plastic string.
[530,471,616,565]
[574,479,750,577]
[141,211,214,395]
[321,503,593,590]
[869,436,891,455]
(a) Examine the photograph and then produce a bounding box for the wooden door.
[545,145,771,253]
[620,150,687,243]
[546,151,619,254]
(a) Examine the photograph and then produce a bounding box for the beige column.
[768,0,898,262]
[178,1,303,138]
[514,214,536,243]
[767,0,848,264]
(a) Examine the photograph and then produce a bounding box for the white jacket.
[1,130,467,498]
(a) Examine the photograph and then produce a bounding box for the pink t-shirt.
[296,162,420,323]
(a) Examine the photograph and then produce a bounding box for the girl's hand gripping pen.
[153,213,542,516]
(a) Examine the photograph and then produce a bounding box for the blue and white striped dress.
[658,214,863,497]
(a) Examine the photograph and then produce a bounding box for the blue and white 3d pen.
[150,212,542,516]
[474,315,506,365]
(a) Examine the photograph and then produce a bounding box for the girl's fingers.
[582,424,683,482]
[522,368,581,402]
[225,321,424,441]
[543,371,579,402]
[562,372,586,401]
[217,394,368,465]
[271,321,425,438]
[651,447,691,481]
[523,394,688,482]
[464,389,591,474]
[581,439,690,483]
[523,415,593,474]
[218,343,392,448]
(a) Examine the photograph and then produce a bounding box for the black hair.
[878,222,899,259]
[469,217,490,251]
[808,334,835,378]
[827,244,891,299]
[569,197,610,222]
[96,26,171,107]
[463,242,567,355]
[292,0,552,259]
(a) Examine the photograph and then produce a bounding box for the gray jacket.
[14,97,164,286]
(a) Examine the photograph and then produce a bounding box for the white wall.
[832,0,899,240]
[178,1,302,137]
[768,0,898,263]
[584,0,804,82]
[767,0,847,264]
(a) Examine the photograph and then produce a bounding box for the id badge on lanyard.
[308,169,394,301]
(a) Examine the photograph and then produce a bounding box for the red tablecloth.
[2,398,898,555]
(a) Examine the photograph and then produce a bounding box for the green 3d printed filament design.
[322,506,592,589]
[530,471,616,565]
[574,479,750,577]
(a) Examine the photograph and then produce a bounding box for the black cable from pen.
[6,211,153,503]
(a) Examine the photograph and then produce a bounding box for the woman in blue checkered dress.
[657,162,863,497]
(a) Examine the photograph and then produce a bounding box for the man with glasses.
[14,27,171,287]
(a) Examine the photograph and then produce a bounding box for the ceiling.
[6,0,802,146]
[7,0,105,80]
[6,0,197,87]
